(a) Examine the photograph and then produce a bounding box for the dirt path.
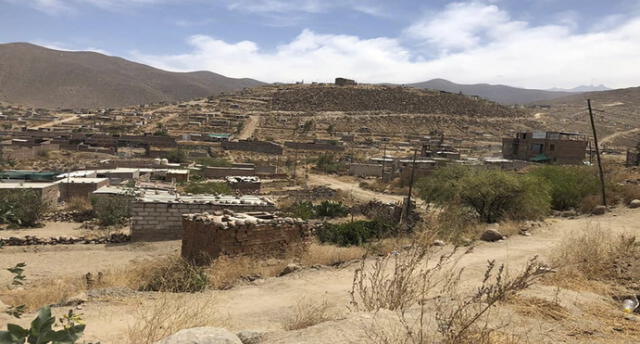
[30,114,79,129]
[4,208,640,343]
[601,127,640,145]
[236,115,259,140]
[307,173,404,203]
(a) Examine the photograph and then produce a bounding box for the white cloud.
[34,40,110,54]
[3,0,181,14]
[226,0,385,16]
[130,2,640,89]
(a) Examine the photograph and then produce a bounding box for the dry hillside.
[0,43,263,109]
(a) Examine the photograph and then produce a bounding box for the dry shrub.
[579,194,600,214]
[301,243,365,266]
[127,293,227,344]
[548,225,640,291]
[207,255,288,289]
[432,205,481,245]
[283,297,335,331]
[0,276,85,311]
[506,295,569,321]
[132,256,208,293]
[352,241,550,344]
[65,197,93,213]
[618,183,640,205]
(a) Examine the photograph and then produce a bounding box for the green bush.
[91,195,130,226]
[528,165,600,211]
[417,166,550,223]
[315,200,349,218]
[0,190,49,227]
[183,181,231,195]
[288,201,316,220]
[165,149,188,164]
[0,306,85,343]
[315,153,346,174]
[317,220,394,246]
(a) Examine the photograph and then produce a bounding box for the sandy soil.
[1,208,639,343]
[307,173,404,203]
[236,115,260,140]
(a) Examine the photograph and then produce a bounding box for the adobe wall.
[349,163,383,177]
[284,141,345,152]
[181,216,310,264]
[130,201,276,241]
[222,141,284,155]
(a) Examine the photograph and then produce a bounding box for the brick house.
[502,131,587,165]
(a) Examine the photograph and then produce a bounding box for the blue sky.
[1,0,640,88]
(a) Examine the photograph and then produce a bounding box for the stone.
[592,205,607,216]
[236,330,264,344]
[155,327,242,344]
[630,200,640,209]
[432,239,446,247]
[279,263,302,276]
[480,229,504,242]
[60,292,88,307]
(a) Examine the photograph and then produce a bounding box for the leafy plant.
[0,190,49,227]
[528,165,600,211]
[317,220,394,246]
[0,306,86,344]
[90,196,130,226]
[5,305,26,319]
[7,262,26,286]
[314,200,349,218]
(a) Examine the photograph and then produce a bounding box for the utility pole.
[588,99,607,206]
[400,148,418,230]
[381,139,387,180]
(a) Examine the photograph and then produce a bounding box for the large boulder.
[155,327,242,344]
[630,200,640,209]
[480,228,504,242]
[592,205,607,215]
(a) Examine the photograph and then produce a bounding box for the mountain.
[0,42,264,109]
[407,78,576,105]
[547,85,611,92]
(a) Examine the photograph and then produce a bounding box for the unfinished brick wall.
[181,215,311,265]
[59,180,109,202]
[130,201,276,241]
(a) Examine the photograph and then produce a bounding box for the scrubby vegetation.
[315,153,347,174]
[136,256,209,293]
[286,200,349,220]
[528,165,600,210]
[0,190,49,227]
[417,166,550,223]
[182,181,231,195]
[91,195,130,226]
[317,219,394,246]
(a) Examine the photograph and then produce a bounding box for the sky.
[1,0,640,89]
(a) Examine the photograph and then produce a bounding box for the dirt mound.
[270,85,523,117]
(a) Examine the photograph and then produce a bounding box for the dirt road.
[29,114,79,129]
[307,173,404,203]
[601,127,640,145]
[236,115,259,140]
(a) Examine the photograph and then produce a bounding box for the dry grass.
[546,224,640,294]
[506,295,569,321]
[65,196,93,213]
[282,297,336,330]
[127,293,227,344]
[301,243,365,266]
[206,255,289,289]
[132,256,208,293]
[0,276,85,311]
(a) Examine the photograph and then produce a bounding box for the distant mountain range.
[407,79,612,105]
[0,42,264,109]
[547,85,611,92]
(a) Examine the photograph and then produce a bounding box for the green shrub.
[183,181,231,195]
[165,149,188,164]
[91,195,130,226]
[288,201,316,220]
[528,165,600,211]
[0,306,85,343]
[315,153,346,174]
[417,166,550,223]
[314,201,349,218]
[317,220,394,246]
[0,190,49,227]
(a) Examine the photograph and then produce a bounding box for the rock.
[236,330,264,344]
[155,327,242,344]
[432,239,446,247]
[480,229,504,242]
[592,205,607,215]
[279,263,301,277]
[59,292,88,307]
[561,210,578,217]
[630,200,640,209]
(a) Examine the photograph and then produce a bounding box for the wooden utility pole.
[400,149,418,229]
[588,99,607,206]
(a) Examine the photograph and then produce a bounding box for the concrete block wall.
[222,141,284,155]
[203,167,255,178]
[59,180,109,202]
[131,202,276,241]
[181,217,310,264]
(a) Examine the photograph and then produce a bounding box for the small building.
[335,77,357,86]
[181,211,310,265]
[57,177,109,202]
[502,131,587,165]
[225,176,261,194]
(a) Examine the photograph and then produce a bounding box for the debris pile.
[0,233,130,246]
